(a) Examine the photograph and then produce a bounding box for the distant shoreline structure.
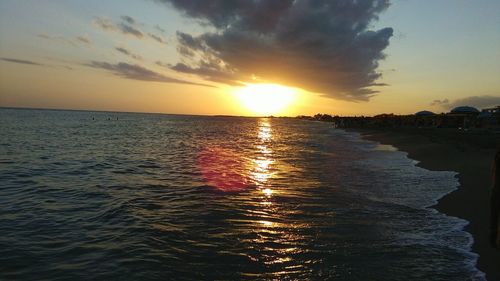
[297,105,500,131]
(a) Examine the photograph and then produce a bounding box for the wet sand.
[350,127,500,280]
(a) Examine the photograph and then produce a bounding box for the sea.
[0,108,485,280]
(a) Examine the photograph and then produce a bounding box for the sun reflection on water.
[251,119,275,191]
[262,188,273,196]
[223,118,311,277]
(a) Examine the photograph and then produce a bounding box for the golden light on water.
[235,84,297,116]
[259,220,273,227]
[251,120,274,193]
[244,119,313,273]
[262,188,273,196]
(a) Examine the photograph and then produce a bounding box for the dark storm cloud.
[158,0,394,100]
[86,61,213,87]
[115,47,143,60]
[448,95,500,109]
[1,57,45,66]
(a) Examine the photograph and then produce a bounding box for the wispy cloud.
[120,15,136,25]
[158,0,393,101]
[115,47,143,60]
[155,61,170,68]
[1,57,45,66]
[93,16,167,44]
[38,33,92,47]
[430,99,449,107]
[155,25,166,34]
[171,62,243,86]
[148,33,167,44]
[76,35,92,46]
[37,33,61,40]
[86,61,213,87]
[93,17,144,38]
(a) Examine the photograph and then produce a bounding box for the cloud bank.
[86,61,213,87]
[431,95,500,110]
[450,95,500,109]
[159,0,393,100]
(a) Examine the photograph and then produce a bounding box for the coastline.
[349,127,500,280]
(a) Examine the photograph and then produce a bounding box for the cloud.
[115,47,143,60]
[38,33,92,47]
[117,22,144,38]
[1,57,45,66]
[171,62,243,86]
[121,15,136,25]
[155,61,170,67]
[430,98,449,107]
[92,17,115,31]
[76,35,92,46]
[37,33,60,40]
[93,16,144,38]
[37,33,76,46]
[449,95,500,109]
[155,25,166,34]
[148,33,167,44]
[431,95,500,110]
[86,61,213,87]
[157,0,393,100]
[93,16,166,44]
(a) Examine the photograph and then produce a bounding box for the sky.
[0,0,499,116]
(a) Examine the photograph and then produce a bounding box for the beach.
[352,127,500,280]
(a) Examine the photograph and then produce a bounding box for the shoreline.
[349,127,500,280]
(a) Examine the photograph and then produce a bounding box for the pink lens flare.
[197,146,252,192]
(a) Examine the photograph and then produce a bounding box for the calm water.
[0,108,484,280]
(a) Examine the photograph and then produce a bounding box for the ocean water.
[0,108,484,280]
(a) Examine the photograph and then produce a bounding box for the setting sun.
[235,84,297,116]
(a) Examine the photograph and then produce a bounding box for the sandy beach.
[351,128,500,280]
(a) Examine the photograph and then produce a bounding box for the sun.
[235,84,297,116]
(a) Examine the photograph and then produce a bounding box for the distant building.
[481,106,500,114]
[415,110,435,116]
[478,106,500,128]
[450,106,480,114]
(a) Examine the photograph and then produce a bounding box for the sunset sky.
[0,0,499,116]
